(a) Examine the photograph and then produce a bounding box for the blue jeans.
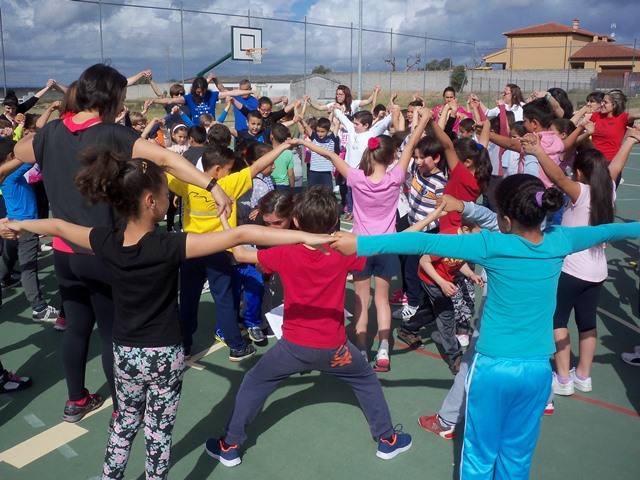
[179,252,245,351]
[224,339,394,446]
[232,263,264,329]
[307,170,333,190]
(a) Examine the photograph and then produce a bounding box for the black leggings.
[553,271,603,332]
[54,251,115,404]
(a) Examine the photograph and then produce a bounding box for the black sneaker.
[397,328,422,349]
[247,327,266,343]
[62,389,105,423]
[0,370,32,394]
[229,343,256,362]
[262,324,276,339]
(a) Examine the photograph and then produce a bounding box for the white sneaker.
[39,243,53,252]
[32,305,59,323]
[621,350,640,366]
[570,368,592,392]
[456,333,470,348]
[392,304,418,320]
[552,372,574,396]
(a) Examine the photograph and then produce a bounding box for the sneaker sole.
[552,386,574,396]
[62,398,105,423]
[228,351,256,362]
[376,441,412,460]
[574,384,592,392]
[205,446,242,467]
[621,357,640,367]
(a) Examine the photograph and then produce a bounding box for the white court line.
[597,307,640,334]
[0,342,224,468]
[618,183,640,188]
[614,198,640,201]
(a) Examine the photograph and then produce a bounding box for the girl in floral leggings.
[4,150,331,479]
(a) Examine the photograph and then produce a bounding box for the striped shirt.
[310,132,340,172]
[407,163,447,231]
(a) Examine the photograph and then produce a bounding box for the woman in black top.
[12,63,233,422]
[4,148,329,479]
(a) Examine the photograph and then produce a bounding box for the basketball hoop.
[244,47,267,64]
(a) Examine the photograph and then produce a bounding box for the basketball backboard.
[231,26,263,61]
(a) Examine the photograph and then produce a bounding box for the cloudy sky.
[3,0,640,86]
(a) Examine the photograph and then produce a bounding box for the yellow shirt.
[167,167,252,234]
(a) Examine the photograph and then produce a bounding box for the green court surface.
[2,153,640,479]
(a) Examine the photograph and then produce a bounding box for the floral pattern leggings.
[102,344,185,480]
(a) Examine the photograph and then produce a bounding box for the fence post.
[303,16,307,96]
[180,2,185,86]
[98,0,104,62]
[422,34,427,98]
[350,22,353,88]
[389,28,393,93]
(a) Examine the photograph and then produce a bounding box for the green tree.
[311,65,332,74]
[449,65,467,92]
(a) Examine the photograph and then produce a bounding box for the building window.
[571,63,585,69]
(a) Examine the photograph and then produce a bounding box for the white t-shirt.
[486,102,524,122]
[325,99,362,115]
[561,182,615,283]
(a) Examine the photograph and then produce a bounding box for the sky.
[2,0,640,86]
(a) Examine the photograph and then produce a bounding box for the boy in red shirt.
[205,187,411,466]
[417,221,483,374]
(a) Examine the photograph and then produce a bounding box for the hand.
[468,273,485,287]
[248,208,259,221]
[142,99,153,114]
[206,72,217,82]
[374,85,381,93]
[302,233,335,247]
[390,92,398,104]
[436,194,464,213]
[439,281,458,297]
[219,211,231,230]
[171,105,180,115]
[151,117,165,127]
[292,115,302,124]
[46,78,55,88]
[303,95,310,103]
[496,99,505,107]
[50,100,62,111]
[330,231,357,256]
[520,132,542,155]
[0,218,21,240]
[211,184,233,219]
[626,127,640,144]
[281,96,289,105]
[285,138,302,146]
[417,107,432,123]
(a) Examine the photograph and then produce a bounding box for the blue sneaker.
[376,426,412,460]
[205,437,242,467]
[215,328,227,346]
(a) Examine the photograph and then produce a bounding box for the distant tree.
[384,56,397,71]
[311,65,332,74]
[405,53,422,71]
[424,58,453,71]
[449,65,467,92]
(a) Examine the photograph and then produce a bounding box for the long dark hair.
[548,87,574,119]
[495,174,563,229]
[453,137,492,193]
[258,190,295,219]
[75,149,165,219]
[190,77,209,104]
[506,83,524,106]
[573,149,614,226]
[75,64,127,123]
[336,85,354,116]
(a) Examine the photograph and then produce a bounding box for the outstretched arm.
[292,138,349,178]
[431,117,461,171]
[5,219,92,250]
[562,222,640,254]
[360,85,380,108]
[250,143,290,178]
[185,223,333,259]
[397,107,431,172]
[489,131,521,152]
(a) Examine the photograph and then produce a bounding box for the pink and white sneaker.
[389,290,408,306]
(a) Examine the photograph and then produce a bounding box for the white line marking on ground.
[57,444,78,459]
[0,343,227,468]
[186,342,226,370]
[23,414,45,428]
[618,183,640,187]
[614,198,640,201]
[597,307,640,334]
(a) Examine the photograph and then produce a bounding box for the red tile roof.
[504,22,609,39]
[570,43,640,60]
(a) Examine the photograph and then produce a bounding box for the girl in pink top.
[522,128,639,395]
[293,108,432,372]
[432,86,472,135]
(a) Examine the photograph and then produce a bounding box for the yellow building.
[484,19,640,73]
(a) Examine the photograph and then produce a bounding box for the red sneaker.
[54,316,67,331]
[389,289,408,306]
[418,414,454,440]
[373,350,390,372]
[544,402,555,416]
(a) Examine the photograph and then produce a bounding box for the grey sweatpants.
[0,232,45,309]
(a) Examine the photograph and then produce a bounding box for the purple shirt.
[347,164,405,235]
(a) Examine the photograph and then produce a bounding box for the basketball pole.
[195,52,233,78]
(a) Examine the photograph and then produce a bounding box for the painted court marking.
[0,343,223,469]
[597,307,640,334]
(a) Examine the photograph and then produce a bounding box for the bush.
[450,66,467,92]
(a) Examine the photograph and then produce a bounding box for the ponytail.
[495,174,563,229]
[573,148,614,226]
[453,137,492,193]
[75,148,165,219]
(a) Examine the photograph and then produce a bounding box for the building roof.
[504,22,609,39]
[483,48,508,63]
[570,43,640,60]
